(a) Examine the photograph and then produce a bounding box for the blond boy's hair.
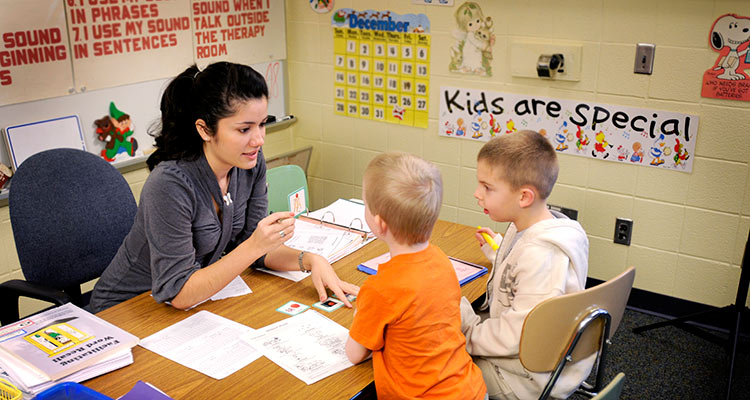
[363,152,443,245]
[478,130,559,199]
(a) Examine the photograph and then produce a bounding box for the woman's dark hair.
[146,62,268,170]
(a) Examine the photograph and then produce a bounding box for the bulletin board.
[332,9,430,128]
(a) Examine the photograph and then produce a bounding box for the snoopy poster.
[701,13,750,101]
[449,2,495,76]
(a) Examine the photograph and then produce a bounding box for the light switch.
[634,43,655,75]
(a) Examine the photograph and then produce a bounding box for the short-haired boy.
[346,152,487,399]
[462,130,593,400]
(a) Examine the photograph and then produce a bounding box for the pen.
[477,226,499,251]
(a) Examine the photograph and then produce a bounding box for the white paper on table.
[140,311,261,380]
[163,275,252,311]
[210,275,252,300]
[255,267,309,282]
[242,310,354,385]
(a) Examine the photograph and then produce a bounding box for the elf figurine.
[96,102,138,162]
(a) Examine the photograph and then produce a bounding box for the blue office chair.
[266,164,309,214]
[0,148,136,324]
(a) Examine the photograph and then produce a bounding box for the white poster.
[439,86,698,172]
[65,0,194,91]
[192,0,286,67]
[0,0,73,106]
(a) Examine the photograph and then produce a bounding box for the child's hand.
[475,227,497,246]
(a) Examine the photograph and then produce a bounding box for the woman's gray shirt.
[89,152,268,313]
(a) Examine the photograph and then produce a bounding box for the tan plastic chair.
[519,267,635,399]
[591,373,625,400]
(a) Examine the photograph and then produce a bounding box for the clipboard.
[357,253,488,286]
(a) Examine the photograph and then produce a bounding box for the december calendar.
[332,9,430,128]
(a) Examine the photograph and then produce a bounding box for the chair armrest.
[0,279,71,325]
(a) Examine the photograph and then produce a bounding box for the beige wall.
[285,0,750,307]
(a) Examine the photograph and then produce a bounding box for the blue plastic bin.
[35,382,113,400]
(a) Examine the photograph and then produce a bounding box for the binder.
[305,199,371,234]
[258,199,376,282]
[357,253,488,286]
[283,216,375,265]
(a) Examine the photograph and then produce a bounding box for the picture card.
[276,301,310,316]
[312,298,344,312]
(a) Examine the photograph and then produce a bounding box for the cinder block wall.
[285,0,750,307]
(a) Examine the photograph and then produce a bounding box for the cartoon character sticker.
[555,121,569,151]
[455,118,466,136]
[673,138,690,168]
[574,125,590,153]
[701,14,750,100]
[591,131,613,159]
[648,134,668,166]
[94,102,139,162]
[449,2,495,76]
[630,142,644,163]
[310,0,334,13]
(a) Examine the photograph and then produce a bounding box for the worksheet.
[140,311,261,380]
[242,310,353,385]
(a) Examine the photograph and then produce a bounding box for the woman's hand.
[245,211,295,255]
[305,252,360,308]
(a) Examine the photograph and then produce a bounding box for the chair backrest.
[592,373,625,400]
[266,164,308,214]
[520,267,635,372]
[8,148,137,291]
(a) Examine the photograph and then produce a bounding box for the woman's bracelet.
[298,251,310,273]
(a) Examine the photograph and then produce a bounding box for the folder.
[357,253,488,286]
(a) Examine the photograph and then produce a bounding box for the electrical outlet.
[614,218,633,245]
[634,43,655,74]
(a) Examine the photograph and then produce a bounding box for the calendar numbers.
[334,19,429,127]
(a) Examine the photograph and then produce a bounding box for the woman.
[90,62,358,312]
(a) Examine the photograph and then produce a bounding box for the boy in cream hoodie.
[461,130,594,400]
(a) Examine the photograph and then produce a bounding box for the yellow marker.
[477,226,499,251]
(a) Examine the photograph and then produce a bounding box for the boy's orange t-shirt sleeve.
[348,282,394,352]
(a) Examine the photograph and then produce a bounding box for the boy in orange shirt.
[346,152,487,399]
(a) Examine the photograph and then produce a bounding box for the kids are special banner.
[439,86,698,172]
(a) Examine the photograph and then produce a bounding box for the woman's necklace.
[219,175,232,206]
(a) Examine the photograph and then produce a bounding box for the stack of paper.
[0,303,138,398]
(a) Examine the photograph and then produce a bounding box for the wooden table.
[85,221,490,399]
